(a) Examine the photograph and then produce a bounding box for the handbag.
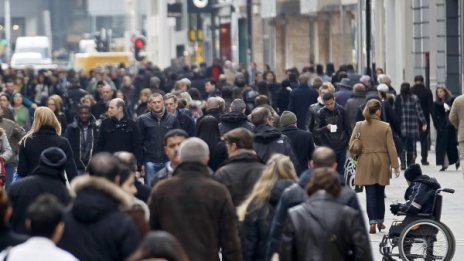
[349,124,363,156]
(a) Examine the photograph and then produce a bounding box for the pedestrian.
[214,128,265,207]
[279,168,372,261]
[137,93,179,185]
[151,129,189,187]
[64,105,97,174]
[0,195,78,261]
[11,93,31,130]
[350,99,400,234]
[149,138,242,261]
[268,147,368,258]
[91,84,114,120]
[433,86,459,171]
[164,93,195,137]
[449,91,464,175]
[58,153,140,261]
[250,107,299,170]
[411,75,434,165]
[288,74,318,129]
[314,92,350,175]
[219,99,254,135]
[114,151,151,202]
[134,88,152,117]
[47,95,67,131]
[17,107,78,181]
[280,111,315,175]
[0,107,25,189]
[238,154,297,261]
[344,83,366,131]
[128,231,190,261]
[0,94,16,121]
[304,82,335,145]
[0,189,28,251]
[334,78,353,106]
[394,82,427,167]
[95,98,139,157]
[8,147,71,234]
[196,115,227,171]
[377,74,397,95]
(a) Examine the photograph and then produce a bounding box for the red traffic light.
[134,38,145,49]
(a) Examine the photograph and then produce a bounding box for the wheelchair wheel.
[398,219,455,261]
[344,157,356,190]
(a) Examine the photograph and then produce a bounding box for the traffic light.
[134,36,146,61]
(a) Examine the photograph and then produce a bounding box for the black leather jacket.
[314,104,350,150]
[280,191,373,261]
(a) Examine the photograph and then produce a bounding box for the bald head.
[353,83,366,94]
[114,151,137,172]
[179,137,210,165]
[310,147,337,170]
[87,152,121,183]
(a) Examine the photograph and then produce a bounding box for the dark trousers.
[419,125,430,161]
[365,184,385,224]
[335,149,346,176]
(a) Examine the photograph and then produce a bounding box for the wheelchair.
[379,188,456,261]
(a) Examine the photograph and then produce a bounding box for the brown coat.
[449,94,464,142]
[149,162,242,261]
[350,119,399,186]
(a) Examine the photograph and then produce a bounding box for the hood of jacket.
[413,175,441,190]
[224,150,263,165]
[253,124,282,143]
[69,175,132,223]
[219,111,249,124]
[31,165,67,184]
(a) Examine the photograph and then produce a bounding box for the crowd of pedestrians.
[0,60,461,260]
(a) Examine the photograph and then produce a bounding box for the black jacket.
[17,126,78,181]
[58,176,140,261]
[411,84,433,122]
[240,179,294,261]
[136,111,179,164]
[64,115,98,171]
[95,116,139,156]
[280,191,373,261]
[8,165,71,234]
[253,125,299,170]
[305,101,324,145]
[175,109,196,137]
[344,92,366,131]
[399,175,441,216]
[315,105,350,151]
[281,126,315,175]
[214,151,265,207]
[288,84,318,130]
[219,112,254,135]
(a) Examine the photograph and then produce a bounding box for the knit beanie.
[40,147,67,170]
[404,163,422,182]
[280,111,297,128]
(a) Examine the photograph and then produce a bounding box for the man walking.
[137,93,179,185]
[149,138,241,261]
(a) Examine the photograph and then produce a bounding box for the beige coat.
[449,94,464,142]
[350,119,399,186]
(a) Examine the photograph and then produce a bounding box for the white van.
[10,36,55,70]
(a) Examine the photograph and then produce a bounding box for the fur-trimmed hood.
[69,175,133,223]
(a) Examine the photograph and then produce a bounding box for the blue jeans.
[365,184,385,224]
[4,162,16,190]
[335,149,346,176]
[144,162,166,185]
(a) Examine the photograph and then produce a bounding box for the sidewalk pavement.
[358,150,464,260]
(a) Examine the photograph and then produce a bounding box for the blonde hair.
[237,154,297,221]
[47,95,63,113]
[20,107,61,145]
[377,74,392,85]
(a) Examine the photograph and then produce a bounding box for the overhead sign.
[188,0,212,13]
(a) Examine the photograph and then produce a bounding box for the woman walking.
[17,107,78,182]
[238,154,297,261]
[432,86,459,171]
[350,99,400,234]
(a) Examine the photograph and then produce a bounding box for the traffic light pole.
[4,0,11,61]
[366,0,372,76]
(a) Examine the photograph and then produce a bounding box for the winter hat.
[377,83,389,93]
[40,147,67,169]
[404,163,422,182]
[280,111,297,128]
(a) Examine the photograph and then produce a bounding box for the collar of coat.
[172,162,210,178]
[69,175,133,210]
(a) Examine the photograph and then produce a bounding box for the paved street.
[358,149,464,260]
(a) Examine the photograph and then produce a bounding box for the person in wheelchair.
[389,164,441,235]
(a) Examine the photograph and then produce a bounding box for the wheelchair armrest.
[396,211,407,216]
[416,213,433,218]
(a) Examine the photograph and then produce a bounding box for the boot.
[400,151,406,170]
[407,152,415,167]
